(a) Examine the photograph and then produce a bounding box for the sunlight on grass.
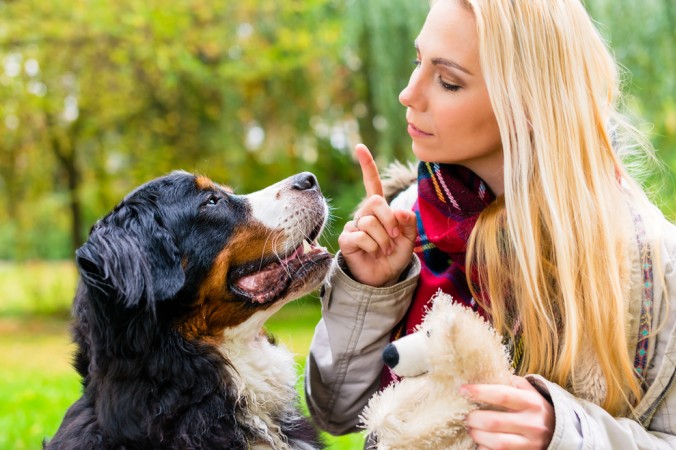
[0,262,364,449]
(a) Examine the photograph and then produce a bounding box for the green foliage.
[0,0,359,259]
[584,0,676,215]
[0,0,674,259]
[342,0,429,163]
[0,262,77,316]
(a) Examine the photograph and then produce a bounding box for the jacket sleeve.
[304,253,421,435]
[526,375,676,449]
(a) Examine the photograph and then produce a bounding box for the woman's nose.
[399,70,424,111]
[399,84,412,107]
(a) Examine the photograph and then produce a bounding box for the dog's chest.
[220,333,301,448]
[227,334,298,402]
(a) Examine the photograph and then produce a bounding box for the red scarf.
[381,162,495,387]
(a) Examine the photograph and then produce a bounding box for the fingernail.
[391,227,400,238]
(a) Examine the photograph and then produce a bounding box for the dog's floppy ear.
[76,203,185,307]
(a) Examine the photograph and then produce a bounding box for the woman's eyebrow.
[414,39,473,76]
[431,57,473,76]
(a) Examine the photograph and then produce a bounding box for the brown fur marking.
[195,175,216,191]
[177,224,286,341]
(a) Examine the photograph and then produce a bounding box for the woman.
[306,0,676,448]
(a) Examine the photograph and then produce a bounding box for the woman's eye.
[411,59,421,68]
[439,78,461,92]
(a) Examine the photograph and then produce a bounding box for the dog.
[45,171,333,450]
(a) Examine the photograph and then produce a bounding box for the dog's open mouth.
[231,237,332,304]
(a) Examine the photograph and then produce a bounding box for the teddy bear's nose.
[382,343,399,369]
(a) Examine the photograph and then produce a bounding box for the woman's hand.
[463,376,555,450]
[338,144,417,287]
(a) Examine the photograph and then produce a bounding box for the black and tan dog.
[45,171,332,449]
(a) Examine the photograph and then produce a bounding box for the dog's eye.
[205,195,221,206]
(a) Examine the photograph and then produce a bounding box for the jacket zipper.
[639,368,676,426]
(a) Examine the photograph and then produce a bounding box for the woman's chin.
[411,143,438,164]
[410,143,426,161]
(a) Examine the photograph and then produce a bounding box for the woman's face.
[399,0,503,194]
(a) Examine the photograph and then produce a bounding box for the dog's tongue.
[237,264,282,291]
[233,241,328,304]
[235,263,289,303]
[235,244,307,303]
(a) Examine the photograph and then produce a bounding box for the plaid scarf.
[407,162,495,331]
[381,162,495,386]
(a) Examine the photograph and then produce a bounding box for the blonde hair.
[460,0,661,416]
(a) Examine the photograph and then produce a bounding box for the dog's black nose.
[292,172,320,193]
[382,343,399,369]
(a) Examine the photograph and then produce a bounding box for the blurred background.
[0,0,674,448]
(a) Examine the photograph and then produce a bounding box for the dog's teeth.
[302,240,313,253]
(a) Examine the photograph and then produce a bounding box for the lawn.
[0,262,365,450]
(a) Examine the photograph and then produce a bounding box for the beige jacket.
[305,181,676,448]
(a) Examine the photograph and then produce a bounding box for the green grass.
[0,317,81,449]
[0,261,364,450]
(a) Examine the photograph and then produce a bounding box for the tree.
[585,0,676,214]
[0,0,352,259]
[0,0,674,260]
[341,0,428,164]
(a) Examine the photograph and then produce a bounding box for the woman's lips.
[407,122,433,138]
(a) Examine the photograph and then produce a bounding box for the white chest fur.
[220,310,304,450]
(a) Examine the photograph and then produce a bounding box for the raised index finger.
[355,143,384,198]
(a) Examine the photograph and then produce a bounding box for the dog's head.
[75,170,332,343]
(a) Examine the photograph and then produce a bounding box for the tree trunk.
[45,112,84,255]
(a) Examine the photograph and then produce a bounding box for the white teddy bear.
[360,291,514,450]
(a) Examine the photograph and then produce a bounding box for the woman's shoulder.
[634,206,676,431]
[626,198,675,254]
[646,204,676,258]
[631,204,676,299]
[625,203,676,429]
[655,211,676,298]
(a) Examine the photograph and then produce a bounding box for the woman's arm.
[304,254,420,435]
[529,375,676,449]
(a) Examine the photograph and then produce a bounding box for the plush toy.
[360,291,514,450]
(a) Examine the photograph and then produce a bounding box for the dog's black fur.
[45,171,331,449]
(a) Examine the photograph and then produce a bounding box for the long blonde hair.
[460,0,660,416]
